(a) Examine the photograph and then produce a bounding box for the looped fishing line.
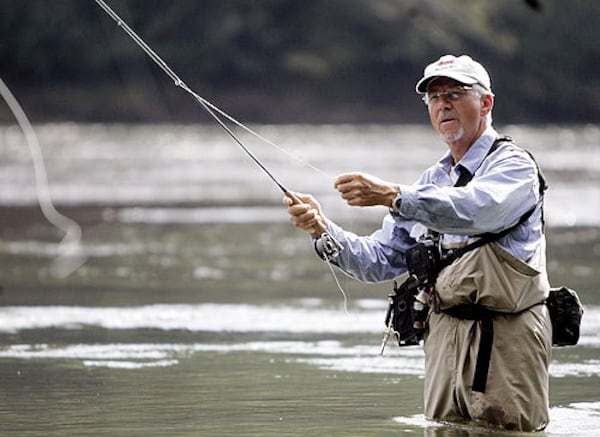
[0,77,85,278]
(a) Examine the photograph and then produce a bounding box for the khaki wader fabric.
[423,242,552,431]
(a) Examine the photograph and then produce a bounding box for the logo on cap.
[436,59,454,68]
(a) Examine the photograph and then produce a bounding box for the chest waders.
[383,136,548,393]
[437,137,547,393]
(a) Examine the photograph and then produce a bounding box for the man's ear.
[481,94,494,117]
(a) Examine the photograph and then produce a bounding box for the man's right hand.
[283,192,328,238]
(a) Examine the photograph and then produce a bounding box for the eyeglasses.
[422,86,473,106]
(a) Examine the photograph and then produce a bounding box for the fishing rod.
[95,0,287,191]
[94,0,342,249]
[94,0,350,314]
[95,2,328,191]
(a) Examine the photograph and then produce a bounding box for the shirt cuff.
[389,184,416,218]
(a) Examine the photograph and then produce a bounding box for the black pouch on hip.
[546,286,584,346]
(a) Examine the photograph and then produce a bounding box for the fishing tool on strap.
[95,0,348,306]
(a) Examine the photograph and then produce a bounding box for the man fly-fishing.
[284,55,552,431]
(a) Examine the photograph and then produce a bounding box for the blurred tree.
[0,0,597,123]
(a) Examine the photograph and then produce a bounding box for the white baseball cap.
[415,55,492,93]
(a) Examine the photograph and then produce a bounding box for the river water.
[0,123,599,436]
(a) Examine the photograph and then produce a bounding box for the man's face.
[425,78,490,146]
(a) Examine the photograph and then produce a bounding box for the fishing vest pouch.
[435,242,549,313]
[385,278,425,346]
[405,238,442,287]
[546,285,584,346]
[382,237,441,348]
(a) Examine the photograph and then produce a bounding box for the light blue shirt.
[325,126,545,283]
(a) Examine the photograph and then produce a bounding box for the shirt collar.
[437,126,498,178]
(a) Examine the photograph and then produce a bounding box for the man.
[284,55,552,431]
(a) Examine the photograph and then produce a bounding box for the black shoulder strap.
[453,135,511,188]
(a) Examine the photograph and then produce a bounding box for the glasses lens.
[424,86,471,105]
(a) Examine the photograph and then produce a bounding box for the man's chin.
[439,127,465,144]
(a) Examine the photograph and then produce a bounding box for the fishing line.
[94,0,332,184]
[95,0,351,311]
[324,258,351,315]
[0,77,85,278]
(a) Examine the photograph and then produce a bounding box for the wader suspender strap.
[473,318,493,392]
[441,136,548,393]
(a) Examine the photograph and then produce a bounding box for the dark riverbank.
[1,0,598,125]
[0,82,423,125]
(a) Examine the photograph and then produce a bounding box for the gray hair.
[471,83,494,126]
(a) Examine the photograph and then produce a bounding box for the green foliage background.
[0,0,598,123]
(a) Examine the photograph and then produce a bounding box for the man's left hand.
[334,172,400,208]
